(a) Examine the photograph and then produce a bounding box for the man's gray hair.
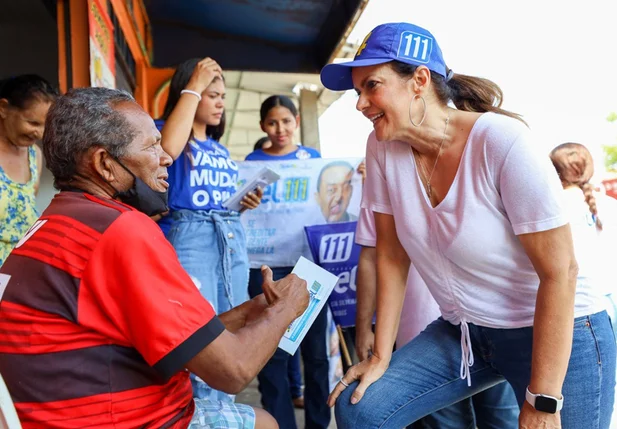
[43,87,138,189]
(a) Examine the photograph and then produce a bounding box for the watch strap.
[526,387,564,413]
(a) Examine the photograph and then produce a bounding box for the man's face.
[114,102,171,192]
[315,165,353,223]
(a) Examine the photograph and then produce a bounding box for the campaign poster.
[238,158,363,268]
[305,222,360,328]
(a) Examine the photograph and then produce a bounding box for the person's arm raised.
[328,212,409,406]
[186,267,309,394]
[161,58,222,160]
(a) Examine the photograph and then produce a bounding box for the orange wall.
[142,66,174,119]
[57,0,163,114]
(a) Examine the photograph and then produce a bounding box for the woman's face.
[195,78,225,126]
[351,63,413,142]
[260,105,299,149]
[0,98,51,147]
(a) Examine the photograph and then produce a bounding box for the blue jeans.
[289,350,303,399]
[167,209,250,401]
[411,381,518,429]
[336,312,616,429]
[249,267,331,429]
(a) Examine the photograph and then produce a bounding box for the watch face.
[535,396,558,414]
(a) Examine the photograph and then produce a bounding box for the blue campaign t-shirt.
[156,122,238,235]
[244,146,321,161]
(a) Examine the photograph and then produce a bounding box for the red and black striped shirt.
[0,192,224,428]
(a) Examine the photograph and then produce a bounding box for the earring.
[409,94,426,127]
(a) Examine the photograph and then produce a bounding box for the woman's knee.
[335,384,374,427]
[254,408,278,429]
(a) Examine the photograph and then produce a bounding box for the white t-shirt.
[562,188,617,300]
[362,112,598,330]
[355,208,441,346]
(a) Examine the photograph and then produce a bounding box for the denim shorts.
[189,398,255,429]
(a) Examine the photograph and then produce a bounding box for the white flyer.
[222,167,280,212]
[278,256,339,355]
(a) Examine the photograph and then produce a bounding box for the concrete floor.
[236,378,337,428]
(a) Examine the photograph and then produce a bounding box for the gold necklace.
[416,114,450,200]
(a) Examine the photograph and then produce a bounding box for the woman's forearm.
[529,270,577,397]
[373,250,410,361]
[160,91,200,160]
[356,247,377,332]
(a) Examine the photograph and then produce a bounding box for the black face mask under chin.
[110,159,169,217]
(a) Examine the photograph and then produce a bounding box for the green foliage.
[604,112,617,171]
[604,145,617,172]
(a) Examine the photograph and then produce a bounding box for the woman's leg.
[561,312,616,429]
[335,319,504,429]
[288,351,303,400]
[471,382,519,429]
[301,306,331,429]
[222,218,250,311]
[483,312,616,429]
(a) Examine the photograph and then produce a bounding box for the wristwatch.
[525,387,563,414]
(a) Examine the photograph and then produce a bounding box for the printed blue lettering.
[192,190,211,207]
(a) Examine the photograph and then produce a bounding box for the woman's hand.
[327,354,388,407]
[519,401,561,428]
[357,160,366,185]
[186,57,223,94]
[240,187,263,211]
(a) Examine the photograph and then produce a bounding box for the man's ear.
[91,148,117,183]
[0,99,10,120]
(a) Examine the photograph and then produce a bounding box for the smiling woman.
[0,74,57,266]
[321,21,616,429]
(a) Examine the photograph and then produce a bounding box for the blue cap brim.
[320,58,393,91]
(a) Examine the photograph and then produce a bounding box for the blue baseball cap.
[320,22,448,91]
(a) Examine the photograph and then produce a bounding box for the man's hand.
[244,294,268,325]
[262,266,309,318]
[355,326,374,361]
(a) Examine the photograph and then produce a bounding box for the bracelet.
[180,89,202,101]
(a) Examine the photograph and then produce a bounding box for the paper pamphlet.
[223,167,280,212]
[278,256,339,355]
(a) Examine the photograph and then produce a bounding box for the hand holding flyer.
[278,257,339,355]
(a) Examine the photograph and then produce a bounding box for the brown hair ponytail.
[550,143,602,230]
[390,62,525,124]
[446,72,525,124]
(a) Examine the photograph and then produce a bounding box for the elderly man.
[314,161,357,224]
[0,88,308,429]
